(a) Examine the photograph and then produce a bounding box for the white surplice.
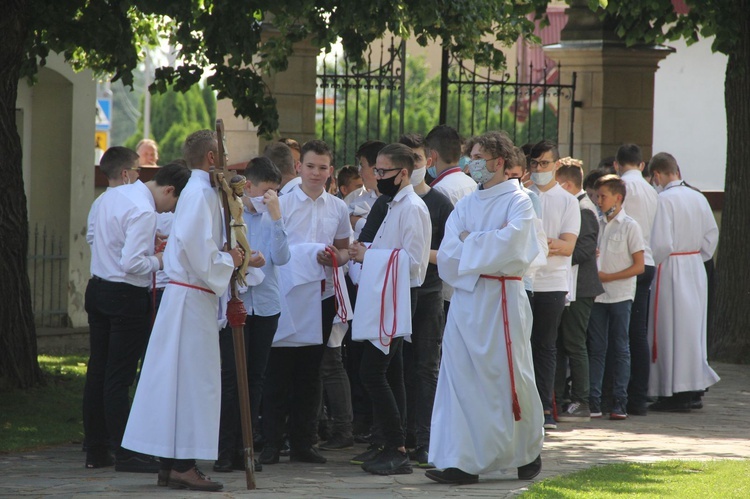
[122,169,234,460]
[430,180,543,475]
[647,180,720,396]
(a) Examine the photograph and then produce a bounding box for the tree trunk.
[0,0,42,389]
[710,2,750,363]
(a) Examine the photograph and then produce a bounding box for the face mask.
[426,165,437,179]
[531,171,555,186]
[468,159,494,184]
[604,205,617,218]
[376,174,403,198]
[249,195,268,213]
[123,174,131,185]
[410,167,426,187]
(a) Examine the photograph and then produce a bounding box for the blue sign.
[96,98,111,131]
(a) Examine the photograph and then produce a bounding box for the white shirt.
[431,167,477,206]
[621,169,658,266]
[348,188,380,239]
[596,208,645,303]
[90,180,160,287]
[371,184,431,287]
[279,176,302,196]
[86,187,114,246]
[530,182,581,292]
[280,187,352,299]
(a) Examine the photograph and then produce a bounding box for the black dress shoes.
[649,397,691,412]
[114,450,160,473]
[85,448,114,469]
[425,467,479,484]
[518,455,542,480]
[258,445,280,465]
[362,447,412,475]
[289,446,327,464]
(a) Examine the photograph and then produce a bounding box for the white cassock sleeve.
[438,196,539,292]
[700,201,719,262]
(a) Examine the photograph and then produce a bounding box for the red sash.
[325,247,348,323]
[481,275,523,421]
[168,280,215,295]
[651,251,701,362]
[379,249,402,347]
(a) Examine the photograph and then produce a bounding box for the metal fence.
[439,51,577,155]
[317,38,406,167]
[27,224,68,327]
[317,41,577,163]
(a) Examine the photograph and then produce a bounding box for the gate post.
[544,0,672,170]
[216,25,319,165]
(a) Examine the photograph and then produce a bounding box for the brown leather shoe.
[168,467,223,491]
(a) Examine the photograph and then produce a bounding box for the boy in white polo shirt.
[588,175,645,420]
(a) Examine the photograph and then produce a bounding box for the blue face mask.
[427,165,438,179]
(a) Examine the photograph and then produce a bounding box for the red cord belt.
[481,274,523,421]
[380,249,401,347]
[651,251,701,363]
[325,247,348,323]
[168,280,215,294]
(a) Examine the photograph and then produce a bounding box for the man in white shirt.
[349,143,431,475]
[427,139,543,485]
[122,130,243,491]
[260,140,352,466]
[647,153,720,412]
[424,125,477,205]
[614,144,658,416]
[84,148,189,473]
[527,140,580,430]
[86,147,142,246]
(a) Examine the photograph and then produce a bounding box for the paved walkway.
[2,362,749,498]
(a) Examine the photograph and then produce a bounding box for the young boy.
[588,175,645,420]
[348,143,431,475]
[214,156,290,473]
[260,140,352,465]
[428,134,543,485]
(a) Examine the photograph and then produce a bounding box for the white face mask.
[531,171,555,186]
[410,167,426,187]
[123,173,131,185]
[249,195,268,213]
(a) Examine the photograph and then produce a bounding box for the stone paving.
[2,362,749,498]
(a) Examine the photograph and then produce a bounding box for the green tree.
[124,83,214,162]
[592,0,750,361]
[1,0,550,388]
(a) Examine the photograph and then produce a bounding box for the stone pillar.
[217,29,318,166]
[544,1,672,170]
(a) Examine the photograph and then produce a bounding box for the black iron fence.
[317,41,577,164]
[28,224,68,327]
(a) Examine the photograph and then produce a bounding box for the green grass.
[522,460,750,498]
[0,355,87,453]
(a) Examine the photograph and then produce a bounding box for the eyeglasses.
[529,159,554,169]
[127,166,142,172]
[373,167,402,177]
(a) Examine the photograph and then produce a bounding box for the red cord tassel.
[325,247,348,323]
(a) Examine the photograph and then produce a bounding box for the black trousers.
[359,288,418,449]
[530,291,567,412]
[628,265,655,408]
[262,297,336,449]
[404,288,444,448]
[83,277,150,453]
[217,313,280,461]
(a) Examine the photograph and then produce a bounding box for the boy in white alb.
[588,175,645,420]
[427,134,543,485]
[259,140,352,466]
[349,143,431,476]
